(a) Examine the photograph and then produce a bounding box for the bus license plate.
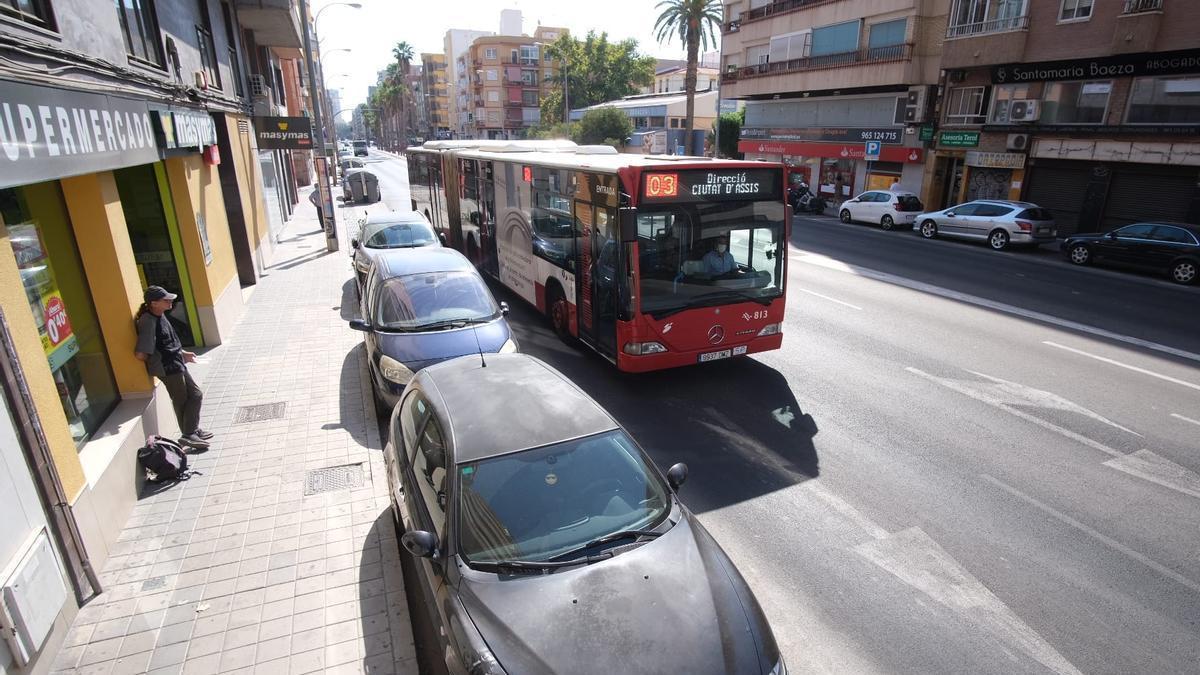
[699,349,732,363]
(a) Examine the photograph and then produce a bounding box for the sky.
[311,0,719,115]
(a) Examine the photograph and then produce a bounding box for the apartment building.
[933,0,1200,232]
[422,53,452,138]
[445,28,496,138]
[722,0,948,201]
[0,0,319,667]
[650,65,721,94]
[467,26,568,139]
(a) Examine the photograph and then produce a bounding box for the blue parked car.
[350,248,517,412]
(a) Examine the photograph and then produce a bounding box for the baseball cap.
[144,285,178,302]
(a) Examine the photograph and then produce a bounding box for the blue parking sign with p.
[865,140,882,161]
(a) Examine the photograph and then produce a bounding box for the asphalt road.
[363,150,1200,675]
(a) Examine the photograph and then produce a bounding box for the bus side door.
[576,202,618,358]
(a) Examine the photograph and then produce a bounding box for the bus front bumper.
[615,333,784,373]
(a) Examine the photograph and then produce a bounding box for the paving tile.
[118,629,158,658]
[79,636,124,667]
[255,635,292,664]
[110,648,154,675]
[192,611,230,638]
[181,652,221,675]
[288,647,326,675]
[220,644,258,672]
[90,616,131,642]
[324,638,363,668]
[223,623,261,650]
[148,642,190,670]
[184,631,224,659]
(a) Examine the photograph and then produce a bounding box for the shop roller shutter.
[1101,168,1195,231]
[1025,166,1090,236]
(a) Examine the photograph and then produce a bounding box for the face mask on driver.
[717,244,727,253]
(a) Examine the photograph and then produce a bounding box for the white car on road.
[839,190,924,231]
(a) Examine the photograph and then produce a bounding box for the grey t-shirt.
[135,313,185,378]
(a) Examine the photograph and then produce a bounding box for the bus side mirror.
[619,207,637,242]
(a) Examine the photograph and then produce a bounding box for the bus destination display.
[642,169,781,203]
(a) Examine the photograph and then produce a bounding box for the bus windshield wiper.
[548,529,663,562]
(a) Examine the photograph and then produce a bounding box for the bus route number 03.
[645,173,678,198]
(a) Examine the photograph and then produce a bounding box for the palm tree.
[653,0,721,154]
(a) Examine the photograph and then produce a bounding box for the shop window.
[946,86,988,124]
[1042,81,1109,124]
[2,183,120,445]
[811,20,860,57]
[116,0,165,67]
[1059,0,1092,21]
[1126,76,1200,125]
[989,83,1031,123]
[1,0,56,30]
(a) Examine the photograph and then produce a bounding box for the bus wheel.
[547,286,571,341]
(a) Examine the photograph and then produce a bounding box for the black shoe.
[179,433,211,449]
[195,429,215,440]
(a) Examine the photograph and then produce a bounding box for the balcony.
[235,0,302,48]
[722,44,912,84]
[1123,0,1163,12]
[941,14,1029,68]
[726,0,839,31]
[945,14,1028,39]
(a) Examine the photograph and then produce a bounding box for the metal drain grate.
[233,402,287,423]
[304,463,364,495]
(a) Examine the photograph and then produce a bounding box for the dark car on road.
[349,248,515,412]
[1062,221,1199,285]
[384,353,785,675]
[351,211,441,293]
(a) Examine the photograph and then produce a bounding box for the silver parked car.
[915,200,1056,250]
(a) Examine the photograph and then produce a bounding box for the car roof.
[1132,221,1200,233]
[363,210,430,226]
[973,199,1038,207]
[375,247,472,278]
[417,353,619,463]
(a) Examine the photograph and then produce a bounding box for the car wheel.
[840,209,852,224]
[546,285,572,341]
[919,220,938,239]
[1068,243,1091,266]
[988,229,1010,251]
[880,215,895,231]
[1170,259,1197,285]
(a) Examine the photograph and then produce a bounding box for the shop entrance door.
[115,164,201,347]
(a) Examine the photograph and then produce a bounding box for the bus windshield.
[635,201,784,318]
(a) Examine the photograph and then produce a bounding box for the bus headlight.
[757,323,782,337]
[499,339,518,354]
[622,341,667,356]
[379,355,414,384]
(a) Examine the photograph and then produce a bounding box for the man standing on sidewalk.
[134,286,212,449]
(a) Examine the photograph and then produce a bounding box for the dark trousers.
[163,369,203,436]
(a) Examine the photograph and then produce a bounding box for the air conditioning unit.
[904,85,933,123]
[248,74,268,98]
[193,70,209,89]
[1009,99,1040,122]
[1007,133,1030,151]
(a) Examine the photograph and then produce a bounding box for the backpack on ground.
[137,435,189,482]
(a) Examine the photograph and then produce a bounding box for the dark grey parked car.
[384,353,785,675]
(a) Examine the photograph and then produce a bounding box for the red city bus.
[407,141,788,372]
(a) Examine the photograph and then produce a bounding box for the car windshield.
[636,201,785,317]
[363,221,438,248]
[457,430,671,565]
[374,271,498,330]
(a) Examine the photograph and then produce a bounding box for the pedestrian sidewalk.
[53,200,417,674]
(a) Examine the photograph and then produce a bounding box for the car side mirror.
[666,462,688,491]
[945,211,955,217]
[401,530,440,560]
[500,301,510,316]
[1105,232,1117,239]
[351,239,359,249]
[348,319,372,332]
[438,232,448,245]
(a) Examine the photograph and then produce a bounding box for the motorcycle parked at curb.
[788,182,826,215]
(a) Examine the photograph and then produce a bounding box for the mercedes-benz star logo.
[708,325,725,345]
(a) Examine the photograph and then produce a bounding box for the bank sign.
[253,116,314,150]
[741,127,903,145]
[992,47,1200,84]
[0,80,160,190]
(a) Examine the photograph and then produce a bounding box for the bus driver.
[702,235,738,277]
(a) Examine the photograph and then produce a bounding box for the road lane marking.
[965,370,1142,437]
[855,527,1082,675]
[982,474,1200,595]
[1103,449,1200,500]
[1171,413,1200,427]
[791,253,1200,364]
[1042,341,1200,392]
[906,367,1124,458]
[794,288,863,311]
